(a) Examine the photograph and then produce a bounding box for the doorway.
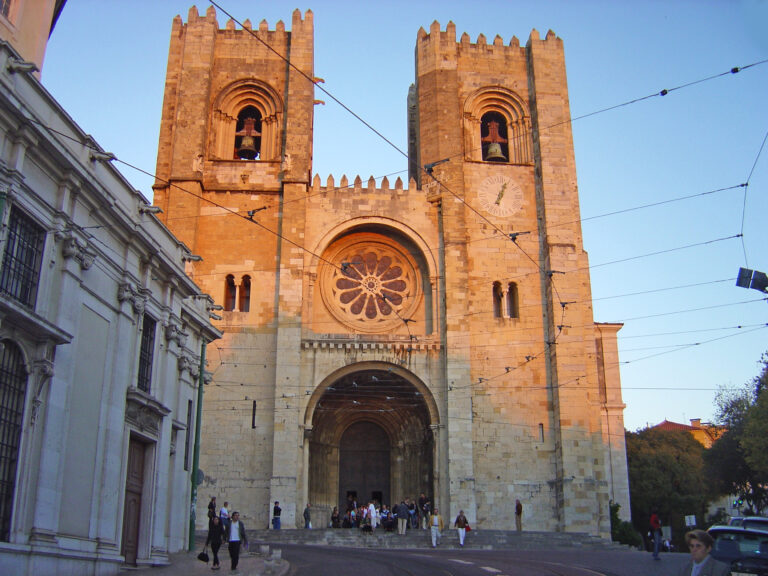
[338,422,390,507]
[121,437,146,565]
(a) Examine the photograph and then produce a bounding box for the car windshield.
[743,519,768,531]
[711,529,768,561]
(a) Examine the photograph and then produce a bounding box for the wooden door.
[338,422,390,507]
[121,438,145,565]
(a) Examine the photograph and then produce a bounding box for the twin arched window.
[224,275,251,312]
[493,281,519,319]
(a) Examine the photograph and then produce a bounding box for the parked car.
[708,526,768,576]
[742,517,768,532]
[729,517,745,526]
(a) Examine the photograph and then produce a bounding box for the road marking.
[481,567,502,573]
[449,559,473,565]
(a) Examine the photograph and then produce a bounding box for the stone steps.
[201,528,622,551]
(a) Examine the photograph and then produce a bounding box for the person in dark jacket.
[677,530,729,576]
[225,511,248,573]
[272,501,281,530]
[206,515,226,570]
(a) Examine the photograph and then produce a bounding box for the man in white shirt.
[226,511,248,573]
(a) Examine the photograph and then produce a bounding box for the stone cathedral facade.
[153,6,629,536]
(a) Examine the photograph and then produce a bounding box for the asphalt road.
[279,545,689,576]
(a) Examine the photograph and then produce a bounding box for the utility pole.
[189,341,207,550]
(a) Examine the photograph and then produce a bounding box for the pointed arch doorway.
[307,364,435,515]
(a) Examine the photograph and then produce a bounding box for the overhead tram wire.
[29,18,765,371]
[740,128,768,266]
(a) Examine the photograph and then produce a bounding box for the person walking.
[272,501,281,530]
[219,501,230,533]
[396,501,409,535]
[208,497,217,528]
[429,507,444,548]
[515,499,523,532]
[454,510,469,547]
[303,503,312,529]
[650,511,662,560]
[205,515,226,570]
[225,511,247,574]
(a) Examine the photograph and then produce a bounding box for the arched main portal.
[307,365,435,516]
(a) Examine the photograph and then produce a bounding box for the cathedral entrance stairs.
[203,528,622,551]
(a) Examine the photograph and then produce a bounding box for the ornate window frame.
[463,86,533,165]
[209,79,283,162]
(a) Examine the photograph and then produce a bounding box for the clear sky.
[42,1,768,431]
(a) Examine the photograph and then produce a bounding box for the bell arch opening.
[307,366,434,519]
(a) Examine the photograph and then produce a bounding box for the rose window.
[336,253,407,319]
[320,236,421,333]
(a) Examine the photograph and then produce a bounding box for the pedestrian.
[515,499,523,532]
[219,501,230,532]
[454,509,468,547]
[429,507,444,547]
[225,511,247,574]
[676,530,729,576]
[208,496,217,528]
[205,515,226,570]
[421,499,432,530]
[330,506,341,528]
[303,503,311,529]
[396,501,408,535]
[418,493,427,529]
[650,510,662,559]
[272,501,281,530]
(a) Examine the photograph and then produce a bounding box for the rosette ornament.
[336,252,407,320]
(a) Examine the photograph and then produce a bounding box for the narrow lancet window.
[224,275,236,311]
[492,281,503,318]
[239,275,251,313]
[506,282,519,319]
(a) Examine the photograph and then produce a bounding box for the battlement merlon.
[175,6,313,33]
[311,174,417,194]
[416,20,560,53]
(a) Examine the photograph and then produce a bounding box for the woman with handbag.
[206,515,226,570]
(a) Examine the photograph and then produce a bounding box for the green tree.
[626,427,712,549]
[705,353,768,514]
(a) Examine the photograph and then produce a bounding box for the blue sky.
[42,1,768,431]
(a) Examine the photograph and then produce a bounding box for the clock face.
[478,175,523,218]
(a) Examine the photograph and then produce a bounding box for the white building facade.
[0,38,221,575]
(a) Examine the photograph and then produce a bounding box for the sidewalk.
[153,542,290,576]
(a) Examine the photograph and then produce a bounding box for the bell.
[485,142,507,162]
[237,136,258,160]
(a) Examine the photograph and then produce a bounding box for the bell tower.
[152,6,315,528]
[412,23,625,533]
[153,6,314,249]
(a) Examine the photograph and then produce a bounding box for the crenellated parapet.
[417,19,560,52]
[310,173,418,195]
[179,5,312,35]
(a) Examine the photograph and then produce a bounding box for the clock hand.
[495,182,508,205]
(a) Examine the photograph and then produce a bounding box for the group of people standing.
[206,497,248,573]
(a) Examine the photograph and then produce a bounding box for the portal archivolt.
[306,363,436,514]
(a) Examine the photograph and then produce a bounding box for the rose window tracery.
[319,235,422,333]
[336,253,407,319]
